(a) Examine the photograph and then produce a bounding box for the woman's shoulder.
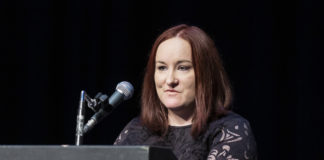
[126,116,141,126]
[120,116,147,134]
[209,111,252,130]
[206,111,256,143]
[114,116,150,145]
[206,111,258,159]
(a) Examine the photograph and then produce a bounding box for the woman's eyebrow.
[156,61,166,64]
[156,60,192,64]
[176,60,192,64]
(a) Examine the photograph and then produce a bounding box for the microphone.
[83,81,134,134]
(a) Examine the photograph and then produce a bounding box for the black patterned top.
[114,112,257,160]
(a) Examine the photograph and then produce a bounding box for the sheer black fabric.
[114,112,257,160]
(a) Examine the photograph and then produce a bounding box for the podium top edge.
[0,145,171,150]
[0,145,149,148]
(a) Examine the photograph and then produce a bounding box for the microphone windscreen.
[116,81,134,100]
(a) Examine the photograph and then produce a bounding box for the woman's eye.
[157,66,167,71]
[178,66,191,71]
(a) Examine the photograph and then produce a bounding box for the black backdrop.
[0,0,323,159]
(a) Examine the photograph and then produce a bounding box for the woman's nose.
[166,71,179,87]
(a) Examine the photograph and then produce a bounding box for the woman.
[114,24,257,160]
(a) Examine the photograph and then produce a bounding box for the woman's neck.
[167,105,195,126]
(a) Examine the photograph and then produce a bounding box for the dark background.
[0,0,323,159]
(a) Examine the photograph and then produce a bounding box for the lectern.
[0,145,177,160]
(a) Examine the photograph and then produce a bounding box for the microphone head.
[116,81,134,100]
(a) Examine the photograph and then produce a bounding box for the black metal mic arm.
[75,91,108,146]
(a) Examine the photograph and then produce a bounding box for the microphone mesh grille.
[116,81,134,100]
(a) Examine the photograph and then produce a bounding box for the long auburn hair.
[141,24,232,137]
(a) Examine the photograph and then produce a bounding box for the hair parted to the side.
[141,24,232,138]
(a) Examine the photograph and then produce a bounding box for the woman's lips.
[164,89,180,95]
[165,89,179,92]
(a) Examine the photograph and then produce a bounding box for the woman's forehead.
[155,37,192,62]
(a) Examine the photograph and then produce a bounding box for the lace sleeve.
[113,117,149,145]
[207,117,257,160]
[113,118,137,145]
[114,125,131,145]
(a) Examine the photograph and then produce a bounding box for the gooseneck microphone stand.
[75,90,108,146]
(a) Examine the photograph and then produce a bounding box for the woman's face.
[154,37,195,111]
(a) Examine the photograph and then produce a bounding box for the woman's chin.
[163,102,186,111]
[163,102,182,109]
